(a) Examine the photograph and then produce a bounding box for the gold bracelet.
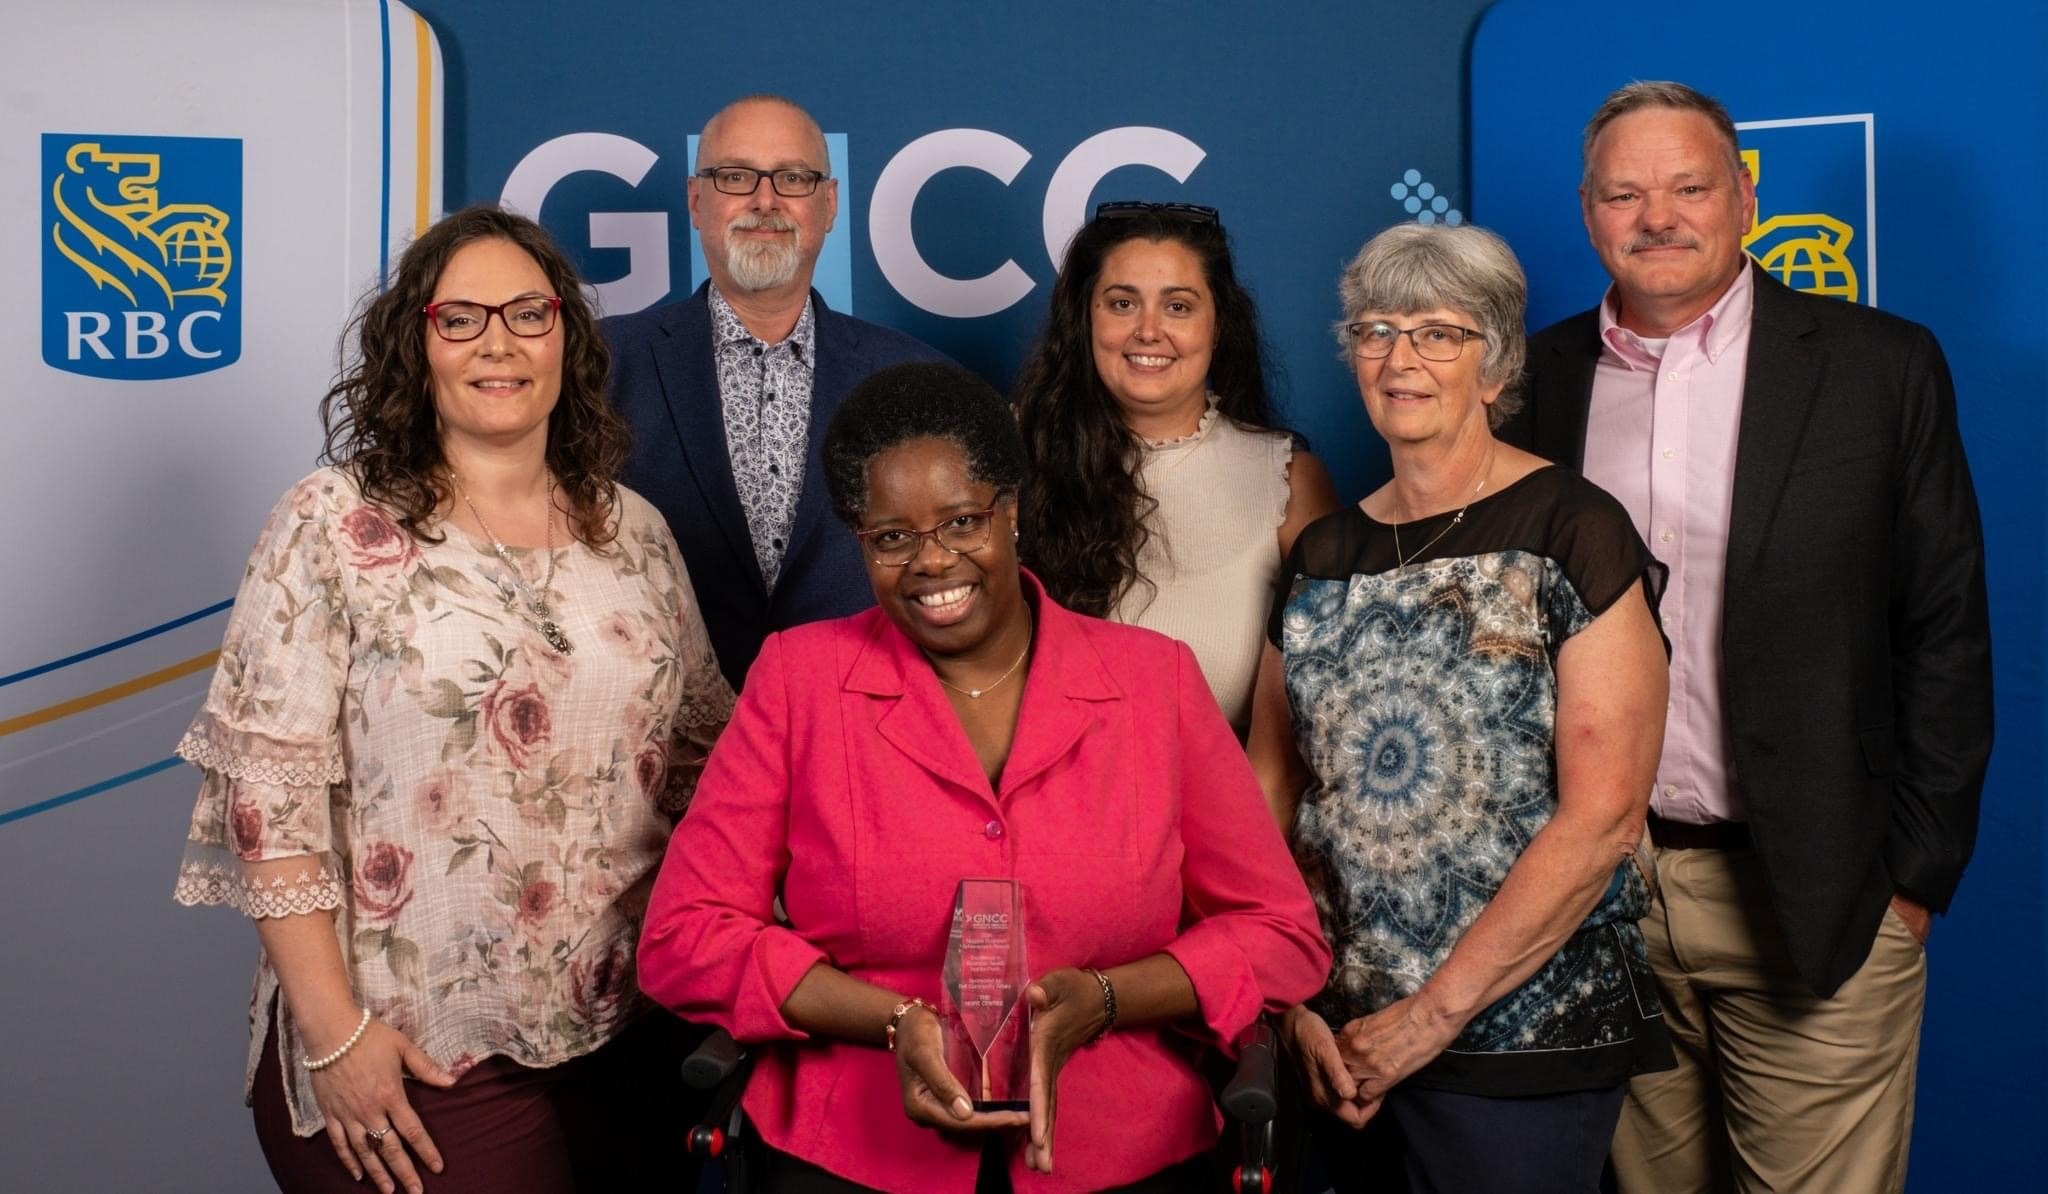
[886,997,936,1052]
[1084,967,1117,1043]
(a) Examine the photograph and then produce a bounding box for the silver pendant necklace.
[1393,445,1494,571]
[455,470,574,655]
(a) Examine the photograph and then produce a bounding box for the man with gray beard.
[606,95,947,687]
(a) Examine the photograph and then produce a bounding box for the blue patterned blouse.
[1270,464,1674,1096]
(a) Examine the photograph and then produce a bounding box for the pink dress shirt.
[637,574,1329,1192]
[1582,267,1755,824]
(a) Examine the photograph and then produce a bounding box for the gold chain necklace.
[930,625,1033,699]
[455,471,574,655]
[1392,446,1494,571]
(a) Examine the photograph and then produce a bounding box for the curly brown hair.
[318,204,627,546]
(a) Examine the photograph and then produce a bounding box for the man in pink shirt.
[1502,81,1992,1193]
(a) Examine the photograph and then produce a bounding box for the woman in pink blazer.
[638,362,1328,1192]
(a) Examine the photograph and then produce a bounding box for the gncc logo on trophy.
[42,133,243,379]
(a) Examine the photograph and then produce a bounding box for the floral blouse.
[172,467,733,1135]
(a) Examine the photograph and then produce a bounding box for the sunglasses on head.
[1094,200,1222,227]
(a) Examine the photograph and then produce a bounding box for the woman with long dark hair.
[172,205,732,1194]
[1013,203,1338,735]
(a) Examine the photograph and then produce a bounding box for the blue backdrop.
[408,1,2045,1185]
[417,0,1498,501]
[1467,1,2044,1185]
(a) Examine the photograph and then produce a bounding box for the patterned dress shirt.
[710,288,815,592]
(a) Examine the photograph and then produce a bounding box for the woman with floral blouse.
[172,206,733,1194]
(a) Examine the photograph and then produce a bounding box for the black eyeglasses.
[1095,200,1221,226]
[1346,320,1486,362]
[422,296,562,342]
[696,166,830,197]
[855,508,997,567]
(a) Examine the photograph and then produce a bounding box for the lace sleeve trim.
[674,654,737,731]
[655,780,695,820]
[176,720,345,788]
[659,652,733,818]
[173,860,346,919]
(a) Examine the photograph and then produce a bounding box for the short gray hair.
[1581,80,1740,187]
[1334,222,1527,427]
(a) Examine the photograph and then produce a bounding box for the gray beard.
[724,233,802,291]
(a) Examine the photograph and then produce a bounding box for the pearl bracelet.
[303,1006,372,1071]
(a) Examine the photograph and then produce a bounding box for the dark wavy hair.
[1012,209,1279,616]
[823,362,1025,528]
[318,204,627,546]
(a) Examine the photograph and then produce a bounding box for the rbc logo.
[42,133,242,379]
[1734,116,1875,306]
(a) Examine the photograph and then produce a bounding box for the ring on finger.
[364,1126,391,1147]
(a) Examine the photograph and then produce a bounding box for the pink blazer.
[638,577,1329,1192]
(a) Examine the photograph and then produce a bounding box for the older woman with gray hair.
[1245,223,1675,1190]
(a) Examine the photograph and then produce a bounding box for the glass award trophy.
[941,878,1029,1111]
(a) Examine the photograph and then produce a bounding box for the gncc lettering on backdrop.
[501,126,1205,318]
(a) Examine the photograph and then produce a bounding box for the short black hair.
[823,361,1025,528]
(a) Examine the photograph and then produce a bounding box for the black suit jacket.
[1502,264,1993,996]
[604,282,948,688]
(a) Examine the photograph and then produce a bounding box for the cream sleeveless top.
[1113,405,1293,734]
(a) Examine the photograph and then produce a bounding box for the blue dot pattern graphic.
[1390,168,1463,226]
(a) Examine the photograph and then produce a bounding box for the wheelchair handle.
[682,1026,747,1091]
[1219,1019,1279,1123]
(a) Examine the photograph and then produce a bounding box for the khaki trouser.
[1612,845,1926,1194]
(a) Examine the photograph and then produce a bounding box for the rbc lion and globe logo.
[41,133,242,380]
[1734,116,1875,305]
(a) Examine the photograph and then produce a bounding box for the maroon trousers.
[252,1000,706,1193]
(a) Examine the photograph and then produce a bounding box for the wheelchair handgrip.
[1219,1019,1279,1123]
[681,1026,747,1091]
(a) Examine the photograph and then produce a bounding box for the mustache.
[729,212,797,233]
[1624,232,1699,254]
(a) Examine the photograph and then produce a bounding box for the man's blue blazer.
[604,281,948,688]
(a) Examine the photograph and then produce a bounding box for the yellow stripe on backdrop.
[414,11,433,238]
[0,651,219,738]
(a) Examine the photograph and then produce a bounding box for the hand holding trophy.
[890,878,1033,1134]
[898,877,1113,1175]
[942,879,1030,1111]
